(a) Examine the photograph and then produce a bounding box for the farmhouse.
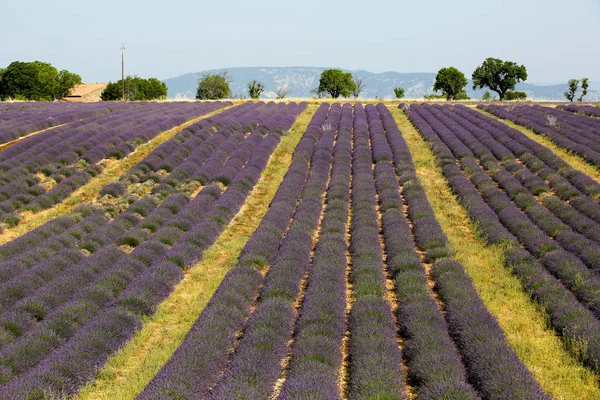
[63,83,107,102]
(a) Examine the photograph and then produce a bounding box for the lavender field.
[0,101,599,399]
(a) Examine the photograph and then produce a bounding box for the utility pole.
[121,44,125,101]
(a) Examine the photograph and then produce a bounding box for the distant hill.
[163,67,600,101]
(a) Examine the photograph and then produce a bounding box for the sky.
[2,0,599,84]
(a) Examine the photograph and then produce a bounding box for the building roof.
[68,83,107,97]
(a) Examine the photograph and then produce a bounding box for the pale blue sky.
[2,0,599,84]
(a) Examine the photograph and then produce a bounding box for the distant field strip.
[75,105,318,400]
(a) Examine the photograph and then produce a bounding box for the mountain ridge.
[163,67,600,101]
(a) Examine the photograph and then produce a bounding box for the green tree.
[196,71,231,100]
[101,81,122,101]
[454,90,470,100]
[504,91,527,100]
[482,91,492,100]
[393,87,405,99]
[101,76,167,101]
[564,79,579,102]
[144,77,168,100]
[51,70,82,101]
[0,61,81,101]
[433,67,468,100]
[472,57,527,101]
[318,69,356,98]
[578,78,589,102]
[247,80,265,99]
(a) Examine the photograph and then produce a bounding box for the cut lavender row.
[211,104,344,399]
[385,105,549,398]
[345,104,408,400]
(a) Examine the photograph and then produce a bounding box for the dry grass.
[75,105,318,400]
[389,106,600,400]
[0,106,232,246]
[474,106,600,183]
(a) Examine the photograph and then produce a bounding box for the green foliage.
[564,79,579,102]
[317,69,356,98]
[482,91,492,100]
[196,72,231,100]
[424,93,445,100]
[0,61,81,101]
[246,80,265,99]
[472,57,527,100]
[504,91,527,100]
[393,87,405,99]
[454,90,470,100]
[101,76,167,101]
[433,66,468,100]
[53,70,82,100]
[578,78,589,102]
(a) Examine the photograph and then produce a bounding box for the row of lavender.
[0,102,230,228]
[480,104,600,167]
[405,103,600,374]
[0,103,284,322]
[138,103,548,399]
[0,102,307,398]
[0,104,253,385]
[558,103,600,118]
[0,102,135,144]
[373,104,547,399]
[108,101,302,198]
[137,102,333,399]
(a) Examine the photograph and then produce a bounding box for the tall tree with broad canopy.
[0,61,81,101]
[472,58,527,101]
[196,71,231,100]
[433,67,468,100]
[318,69,356,98]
